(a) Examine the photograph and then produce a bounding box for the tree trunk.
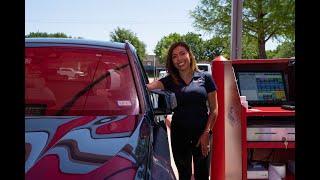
[257,0,267,59]
[258,37,267,59]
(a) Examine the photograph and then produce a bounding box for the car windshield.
[25,47,139,116]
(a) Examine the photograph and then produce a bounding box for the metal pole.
[231,0,243,60]
[153,55,156,80]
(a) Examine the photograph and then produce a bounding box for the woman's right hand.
[146,80,164,91]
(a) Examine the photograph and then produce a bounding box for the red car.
[25,38,177,180]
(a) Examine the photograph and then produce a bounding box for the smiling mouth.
[178,62,185,67]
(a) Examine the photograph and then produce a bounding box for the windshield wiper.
[55,63,129,116]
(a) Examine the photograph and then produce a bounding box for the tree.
[190,0,295,59]
[154,33,183,64]
[267,40,295,58]
[241,35,259,59]
[266,49,277,59]
[25,32,84,39]
[110,27,147,60]
[182,32,206,61]
[154,32,231,64]
[25,32,72,38]
[203,36,230,60]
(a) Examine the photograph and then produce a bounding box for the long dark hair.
[166,41,198,85]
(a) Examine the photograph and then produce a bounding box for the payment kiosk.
[210,56,295,180]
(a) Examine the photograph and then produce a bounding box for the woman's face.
[172,46,191,72]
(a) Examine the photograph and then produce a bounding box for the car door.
[130,49,176,180]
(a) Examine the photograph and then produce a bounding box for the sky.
[25,0,278,55]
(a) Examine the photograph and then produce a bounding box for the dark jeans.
[171,125,210,180]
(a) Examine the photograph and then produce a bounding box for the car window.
[84,51,139,116]
[25,47,100,116]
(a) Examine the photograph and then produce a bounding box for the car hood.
[25,115,147,179]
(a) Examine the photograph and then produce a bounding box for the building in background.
[142,54,165,77]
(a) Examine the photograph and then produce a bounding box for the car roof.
[25,38,126,50]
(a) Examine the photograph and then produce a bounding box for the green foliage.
[190,0,295,59]
[25,32,72,38]
[241,35,258,59]
[266,49,277,59]
[154,32,233,64]
[203,36,230,60]
[274,41,295,58]
[182,32,206,61]
[110,27,147,60]
[267,41,295,58]
[190,0,231,35]
[154,32,209,64]
[154,33,183,64]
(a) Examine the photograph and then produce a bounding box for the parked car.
[57,67,86,79]
[158,70,168,79]
[197,63,212,76]
[25,38,177,180]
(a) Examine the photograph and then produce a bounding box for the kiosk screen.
[237,72,287,105]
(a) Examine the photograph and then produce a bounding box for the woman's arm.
[197,91,218,156]
[146,80,165,91]
[205,91,218,133]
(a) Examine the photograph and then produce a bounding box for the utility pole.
[231,0,243,60]
[153,55,156,80]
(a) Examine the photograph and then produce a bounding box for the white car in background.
[158,63,212,78]
[197,63,212,76]
[57,67,86,79]
[159,70,168,79]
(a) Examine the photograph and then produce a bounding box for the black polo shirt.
[160,71,217,136]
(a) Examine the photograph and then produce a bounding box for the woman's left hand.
[196,132,210,157]
[165,115,172,128]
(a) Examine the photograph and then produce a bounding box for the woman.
[147,42,218,180]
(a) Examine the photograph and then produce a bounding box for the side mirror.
[150,89,177,115]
